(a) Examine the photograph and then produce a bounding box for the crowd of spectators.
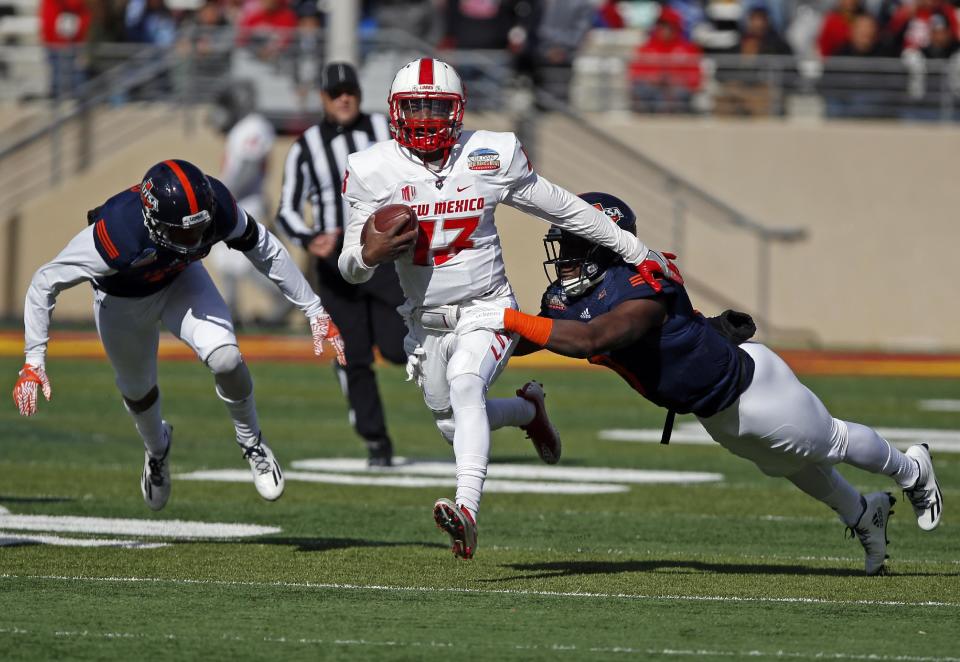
[32,0,960,118]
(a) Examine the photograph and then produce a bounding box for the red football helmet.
[388,58,465,155]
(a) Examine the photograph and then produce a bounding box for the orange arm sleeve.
[503,309,554,347]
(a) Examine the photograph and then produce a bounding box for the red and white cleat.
[516,380,561,465]
[433,498,477,559]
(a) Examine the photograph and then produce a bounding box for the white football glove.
[13,363,52,417]
[455,305,507,335]
[310,312,347,366]
[405,346,427,388]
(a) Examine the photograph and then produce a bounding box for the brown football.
[360,203,418,244]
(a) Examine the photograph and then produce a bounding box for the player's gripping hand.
[455,305,507,335]
[310,312,347,366]
[359,217,418,266]
[635,250,684,293]
[13,363,51,416]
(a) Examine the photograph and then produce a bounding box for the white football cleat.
[516,380,561,465]
[242,435,284,501]
[850,492,895,576]
[141,421,173,511]
[904,443,943,531]
[433,498,477,559]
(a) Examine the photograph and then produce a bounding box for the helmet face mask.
[388,58,465,156]
[140,160,216,255]
[543,231,611,298]
[542,192,638,299]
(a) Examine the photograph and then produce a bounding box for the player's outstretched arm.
[237,217,346,364]
[504,175,649,264]
[458,300,665,359]
[17,226,113,415]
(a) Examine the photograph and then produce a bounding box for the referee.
[276,62,407,467]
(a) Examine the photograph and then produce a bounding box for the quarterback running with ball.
[338,58,671,559]
[13,159,345,510]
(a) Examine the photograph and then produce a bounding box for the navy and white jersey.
[540,263,754,417]
[23,177,324,367]
[89,177,246,297]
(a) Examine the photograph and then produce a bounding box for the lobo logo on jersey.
[467,148,500,171]
[140,179,159,214]
[401,185,417,202]
[592,202,622,224]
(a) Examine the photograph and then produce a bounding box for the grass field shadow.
[234,536,446,553]
[495,559,954,579]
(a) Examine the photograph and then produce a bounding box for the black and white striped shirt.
[276,113,391,247]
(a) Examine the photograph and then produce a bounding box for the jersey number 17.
[412,216,479,266]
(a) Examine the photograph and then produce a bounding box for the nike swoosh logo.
[456,186,471,192]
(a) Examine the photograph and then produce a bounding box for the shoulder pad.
[91,191,149,268]
[608,263,679,302]
[208,177,243,238]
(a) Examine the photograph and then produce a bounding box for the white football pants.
[698,342,918,526]
[94,262,237,399]
[404,285,535,518]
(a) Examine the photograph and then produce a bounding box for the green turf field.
[1,355,958,661]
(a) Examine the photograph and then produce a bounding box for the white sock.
[841,420,919,489]
[450,374,490,519]
[487,396,535,430]
[216,386,261,447]
[787,463,864,527]
[124,397,167,457]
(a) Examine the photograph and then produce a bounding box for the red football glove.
[13,363,52,416]
[310,313,346,366]
[636,250,684,293]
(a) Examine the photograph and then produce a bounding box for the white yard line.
[0,514,280,538]
[1,627,957,661]
[0,531,167,549]
[177,469,633,494]
[1,573,957,608]
[918,399,960,412]
[288,459,723,484]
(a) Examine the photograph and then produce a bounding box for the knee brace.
[205,344,244,374]
[122,385,159,413]
[206,344,252,401]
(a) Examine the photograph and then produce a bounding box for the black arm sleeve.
[225,215,260,252]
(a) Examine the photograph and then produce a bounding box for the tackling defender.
[13,159,345,510]
[457,192,943,575]
[338,57,672,559]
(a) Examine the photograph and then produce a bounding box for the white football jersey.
[340,130,648,308]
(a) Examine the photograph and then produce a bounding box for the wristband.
[503,309,554,346]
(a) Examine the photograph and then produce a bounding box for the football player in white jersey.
[338,57,672,559]
[12,158,346,511]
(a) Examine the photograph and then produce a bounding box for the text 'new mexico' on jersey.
[88,176,251,297]
[342,130,534,307]
[540,263,755,417]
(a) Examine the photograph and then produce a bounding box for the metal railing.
[574,51,960,121]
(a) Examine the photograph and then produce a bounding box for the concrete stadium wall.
[593,117,960,351]
[5,113,959,351]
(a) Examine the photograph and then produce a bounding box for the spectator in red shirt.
[594,0,625,29]
[39,0,91,98]
[238,0,298,60]
[886,0,959,53]
[630,6,702,113]
[817,0,864,56]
